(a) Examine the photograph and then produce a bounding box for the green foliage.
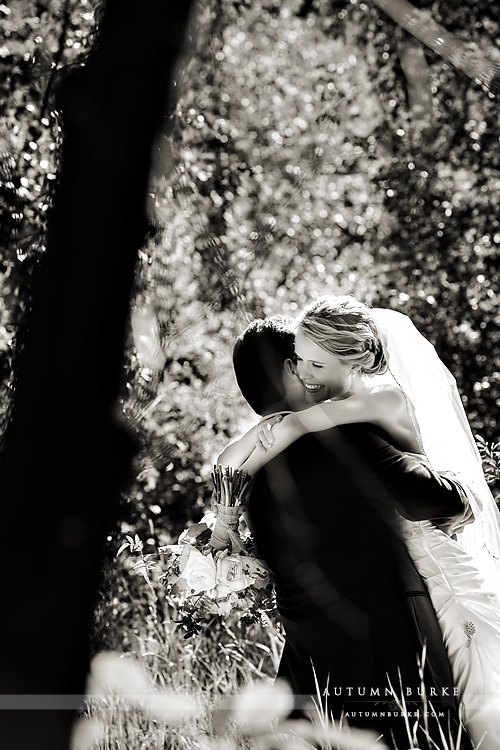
[113,0,500,551]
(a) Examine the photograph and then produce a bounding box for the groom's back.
[248,423,413,615]
[247,422,444,710]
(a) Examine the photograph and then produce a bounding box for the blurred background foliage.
[2,0,500,651]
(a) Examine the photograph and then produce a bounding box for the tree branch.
[371,0,500,96]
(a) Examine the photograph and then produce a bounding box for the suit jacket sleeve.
[319,423,469,522]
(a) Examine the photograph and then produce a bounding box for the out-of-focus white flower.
[183,547,217,593]
[70,717,103,749]
[84,653,197,726]
[225,678,294,730]
[86,652,150,698]
[140,689,197,722]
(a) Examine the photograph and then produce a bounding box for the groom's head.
[233,316,305,416]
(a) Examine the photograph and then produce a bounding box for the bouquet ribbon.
[210,502,245,553]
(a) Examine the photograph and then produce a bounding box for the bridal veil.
[371,307,500,594]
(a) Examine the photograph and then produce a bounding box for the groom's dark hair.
[233,315,296,416]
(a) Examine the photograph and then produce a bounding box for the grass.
[81,556,286,749]
[79,554,472,750]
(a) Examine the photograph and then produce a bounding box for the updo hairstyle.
[296,295,388,377]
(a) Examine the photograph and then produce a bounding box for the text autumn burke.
[327,687,459,697]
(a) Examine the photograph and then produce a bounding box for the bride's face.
[294,330,354,403]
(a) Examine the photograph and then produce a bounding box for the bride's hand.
[256,414,283,452]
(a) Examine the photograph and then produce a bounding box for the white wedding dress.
[372,309,500,749]
[399,515,500,747]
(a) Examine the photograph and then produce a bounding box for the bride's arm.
[216,424,261,469]
[240,391,390,475]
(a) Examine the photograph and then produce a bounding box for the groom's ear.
[284,358,297,376]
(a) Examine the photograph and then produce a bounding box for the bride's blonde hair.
[296,295,388,376]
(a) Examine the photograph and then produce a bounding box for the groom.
[233,315,472,749]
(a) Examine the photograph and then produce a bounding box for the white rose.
[216,554,252,593]
[183,548,217,593]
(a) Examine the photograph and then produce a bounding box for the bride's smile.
[294,329,363,403]
[303,382,322,392]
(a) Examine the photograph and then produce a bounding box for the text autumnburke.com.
[344,711,446,718]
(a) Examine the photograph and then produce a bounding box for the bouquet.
[209,465,253,553]
[119,466,275,633]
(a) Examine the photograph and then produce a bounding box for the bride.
[219,295,500,749]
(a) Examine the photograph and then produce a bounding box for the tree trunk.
[0,1,195,748]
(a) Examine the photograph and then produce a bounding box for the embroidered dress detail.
[464,621,476,648]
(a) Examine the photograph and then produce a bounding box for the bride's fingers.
[265,422,277,447]
[256,414,283,451]
[256,426,270,451]
[256,423,275,451]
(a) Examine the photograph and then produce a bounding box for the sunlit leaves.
[3,0,500,550]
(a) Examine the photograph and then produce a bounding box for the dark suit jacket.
[248,423,472,749]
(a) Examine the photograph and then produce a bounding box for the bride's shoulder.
[363,384,407,411]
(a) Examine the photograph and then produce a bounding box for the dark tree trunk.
[0,1,195,748]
